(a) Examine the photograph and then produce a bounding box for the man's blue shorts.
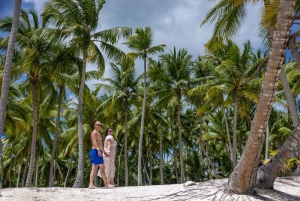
[90,149,104,165]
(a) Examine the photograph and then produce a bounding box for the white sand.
[0,177,299,201]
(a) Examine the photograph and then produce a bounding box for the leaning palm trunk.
[288,32,300,67]
[73,54,87,188]
[64,158,72,187]
[201,143,218,179]
[138,56,147,186]
[227,0,295,194]
[256,126,300,188]
[177,104,185,183]
[49,87,63,186]
[256,57,300,188]
[25,82,38,187]
[0,0,22,188]
[279,70,299,127]
[222,107,233,163]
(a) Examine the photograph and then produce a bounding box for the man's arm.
[91,130,98,148]
[95,132,104,156]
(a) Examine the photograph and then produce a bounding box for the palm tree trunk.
[177,104,185,183]
[280,70,298,127]
[223,107,233,164]
[202,142,218,179]
[22,149,31,187]
[0,0,22,189]
[199,115,204,155]
[293,141,300,176]
[25,82,38,187]
[159,122,164,185]
[142,154,150,185]
[227,0,295,194]
[287,32,300,66]
[64,158,72,187]
[117,144,124,187]
[17,162,22,187]
[34,157,39,187]
[73,54,87,188]
[149,148,153,185]
[124,99,129,186]
[233,94,238,168]
[49,87,63,187]
[147,130,153,185]
[185,144,188,181]
[257,64,300,187]
[0,156,3,188]
[265,125,270,160]
[257,126,300,188]
[138,56,147,186]
[171,122,179,183]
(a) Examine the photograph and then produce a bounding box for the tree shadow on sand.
[254,188,300,201]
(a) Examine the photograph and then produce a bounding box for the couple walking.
[88,121,117,189]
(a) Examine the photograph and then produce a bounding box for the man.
[88,121,114,189]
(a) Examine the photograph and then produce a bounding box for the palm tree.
[193,41,266,167]
[47,43,81,187]
[227,0,296,193]
[148,47,193,183]
[0,0,22,188]
[43,0,131,188]
[0,9,60,187]
[202,0,296,193]
[94,56,140,186]
[123,26,165,185]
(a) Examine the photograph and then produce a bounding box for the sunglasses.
[96,124,102,127]
[108,130,113,132]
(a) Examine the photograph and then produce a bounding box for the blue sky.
[0,0,265,99]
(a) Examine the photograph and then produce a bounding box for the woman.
[98,127,117,186]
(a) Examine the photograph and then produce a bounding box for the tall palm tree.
[43,0,131,188]
[193,41,266,167]
[123,26,165,185]
[0,9,59,187]
[227,0,296,193]
[94,56,140,186]
[148,47,193,183]
[202,0,297,193]
[148,60,169,185]
[0,0,22,188]
[47,43,81,187]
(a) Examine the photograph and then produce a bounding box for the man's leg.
[88,164,98,188]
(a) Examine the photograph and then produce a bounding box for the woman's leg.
[110,177,115,185]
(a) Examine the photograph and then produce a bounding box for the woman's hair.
[104,127,112,140]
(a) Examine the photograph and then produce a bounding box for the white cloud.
[27,0,49,13]
[17,0,265,90]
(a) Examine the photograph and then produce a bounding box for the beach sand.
[0,176,299,200]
